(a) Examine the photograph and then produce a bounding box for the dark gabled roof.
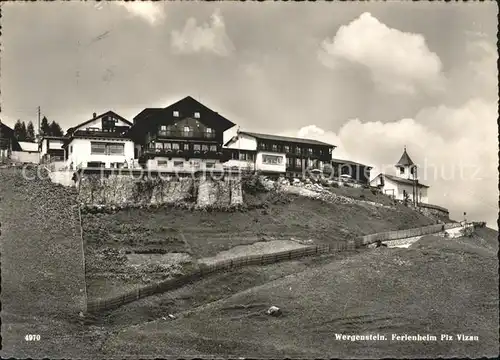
[41,135,66,140]
[236,131,336,147]
[331,158,373,169]
[395,148,415,167]
[133,108,164,122]
[131,96,236,134]
[66,111,132,136]
[383,173,429,188]
[0,121,22,151]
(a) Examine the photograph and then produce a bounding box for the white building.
[223,130,334,175]
[11,141,40,163]
[370,147,429,204]
[39,136,65,163]
[63,111,135,170]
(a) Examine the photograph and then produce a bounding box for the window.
[399,167,404,175]
[158,160,168,167]
[239,152,247,161]
[286,157,292,167]
[194,112,200,118]
[307,159,314,168]
[295,158,302,168]
[210,145,217,152]
[103,116,117,123]
[173,161,184,167]
[272,144,278,152]
[87,127,99,132]
[91,142,106,154]
[206,161,216,168]
[172,143,180,150]
[183,126,192,137]
[262,155,282,165]
[173,110,179,117]
[284,145,290,153]
[108,143,125,155]
[295,147,302,155]
[69,146,73,154]
[308,148,313,155]
[258,142,266,150]
[164,143,172,150]
[201,144,209,151]
[193,144,201,151]
[190,160,201,168]
[205,128,214,138]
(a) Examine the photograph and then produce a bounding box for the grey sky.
[1,2,498,227]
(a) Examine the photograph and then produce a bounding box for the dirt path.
[198,240,309,266]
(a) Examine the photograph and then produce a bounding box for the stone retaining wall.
[79,173,243,208]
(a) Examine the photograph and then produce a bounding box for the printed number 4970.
[25,334,41,341]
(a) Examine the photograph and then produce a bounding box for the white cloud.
[284,98,498,228]
[115,2,165,25]
[171,9,234,56]
[318,12,445,95]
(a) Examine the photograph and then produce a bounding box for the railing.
[144,149,224,159]
[156,130,216,139]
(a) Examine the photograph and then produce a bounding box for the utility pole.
[414,165,419,206]
[37,106,41,137]
[37,106,41,163]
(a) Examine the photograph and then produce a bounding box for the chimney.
[93,112,97,119]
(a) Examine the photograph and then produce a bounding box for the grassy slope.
[103,230,499,358]
[82,190,438,299]
[83,191,436,259]
[0,167,99,358]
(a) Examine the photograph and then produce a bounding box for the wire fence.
[86,241,353,313]
[86,222,460,313]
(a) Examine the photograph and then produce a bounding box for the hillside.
[101,229,499,358]
[0,167,91,358]
[82,188,439,299]
[2,166,495,359]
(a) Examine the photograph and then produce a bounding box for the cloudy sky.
[1,2,498,228]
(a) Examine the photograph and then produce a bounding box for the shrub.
[242,174,268,194]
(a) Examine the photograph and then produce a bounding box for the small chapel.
[370,147,429,205]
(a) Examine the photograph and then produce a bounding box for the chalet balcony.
[143,148,230,161]
[155,130,216,140]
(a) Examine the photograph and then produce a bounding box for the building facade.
[370,148,429,204]
[0,121,22,162]
[63,111,135,170]
[129,96,235,172]
[223,131,335,176]
[11,141,40,164]
[39,136,65,163]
